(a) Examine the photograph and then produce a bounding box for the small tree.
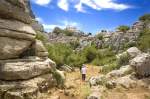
[117,25,130,33]
[139,14,150,22]
[52,27,62,35]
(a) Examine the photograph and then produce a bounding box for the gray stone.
[0,0,32,24]
[130,53,150,77]
[127,47,141,58]
[89,75,106,87]
[0,18,36,40]
[115,75,137,89]
[106,65,133,78]
[0,37,31,60]
[0,59,52,80]
[0,74,56,99]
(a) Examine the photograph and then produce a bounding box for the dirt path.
[46,65,150,99]
[46,64,101,99]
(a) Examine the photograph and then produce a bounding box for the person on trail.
[81,64,86,81]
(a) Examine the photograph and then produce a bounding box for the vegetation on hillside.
[37,14,150,73]
[117,25,130,33]
[52,27,74,36]
[137,14,150,52]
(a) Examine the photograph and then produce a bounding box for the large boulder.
[0,59,52,80]
[34,40,49,58]
[0,18,36,41]
[106,65,133,78]
[130,53,150,77]
[89,75,106,87]
[126,47,141,58]
[0,37,31,60]
[0,74,56,99]
[115,75,137,89]
[0,0,32,24]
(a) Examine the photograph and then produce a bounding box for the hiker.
[81,64,86,81]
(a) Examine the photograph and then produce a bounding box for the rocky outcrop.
[102,21,145,52]
[130,53,150,77]
[0,0,57,99]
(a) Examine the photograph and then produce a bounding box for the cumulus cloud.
[35,17,44,23]
[31,0,51,6]
[31,0,131,12]
[57,0,69,11]
[75,0,131,12]
[41,19,80,32]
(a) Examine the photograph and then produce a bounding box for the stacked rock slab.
[130,53,150,77]
[0,0,56,99]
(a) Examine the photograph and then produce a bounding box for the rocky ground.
[41,64,150,99]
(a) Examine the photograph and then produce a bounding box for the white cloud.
[31,0,131,12]
[31,0,51,6]
[35,17,44,23]
[42,20,80,32]
[75,0,131,13]
[57,0,69,11]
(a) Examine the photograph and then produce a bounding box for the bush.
[63,30,74,36]
[81,45,97,63]
[117,52,130,66]
[139,14,150,22]
[137,29,150,51]
[102,61,118,74]
[46,43,73,67]
[36,31,48,43]
[69,40,80,49]
[66,53,86,67]
[52,70,65,88]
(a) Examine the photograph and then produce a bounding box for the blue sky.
[30,0,150,34]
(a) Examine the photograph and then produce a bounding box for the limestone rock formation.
[0,0,57,99]
[130,53,150,77]
[126,47,141,58]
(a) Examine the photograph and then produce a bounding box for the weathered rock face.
[0,0,32,24]
[130,53,150,77]
[0,37,31,59]
[0,0,57,99]
[126,47,141,58]
[103,21,144,52]
[0,59,52,80]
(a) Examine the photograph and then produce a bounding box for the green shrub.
[52,70,65,88]
[137,29,150,51]
[102,61,118,74]
[82,45,97,63]
[117,52,130,66]
[63,30,74,36]
[46,43,73,67]
[139,14,150,22]
[69,40,80,49]
[66,53,86,67]
[36,31,48,43]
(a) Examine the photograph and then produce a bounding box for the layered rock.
[0,0,57,99]
[130,53,150,77]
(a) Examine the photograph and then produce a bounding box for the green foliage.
[46,43,73,67]
[62,29,74,36]
[117,25,130,33]
[52,70,65,88]
[69,40,80,49]
[137,29,150,51]
[35,31,48,43]
[81,45,98,63]
[139,14,150,22]
[102,61,118,74]
[66,53,86,67]
[52,27,62,35]
[96,33,104,40]
[117,52,130,66]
